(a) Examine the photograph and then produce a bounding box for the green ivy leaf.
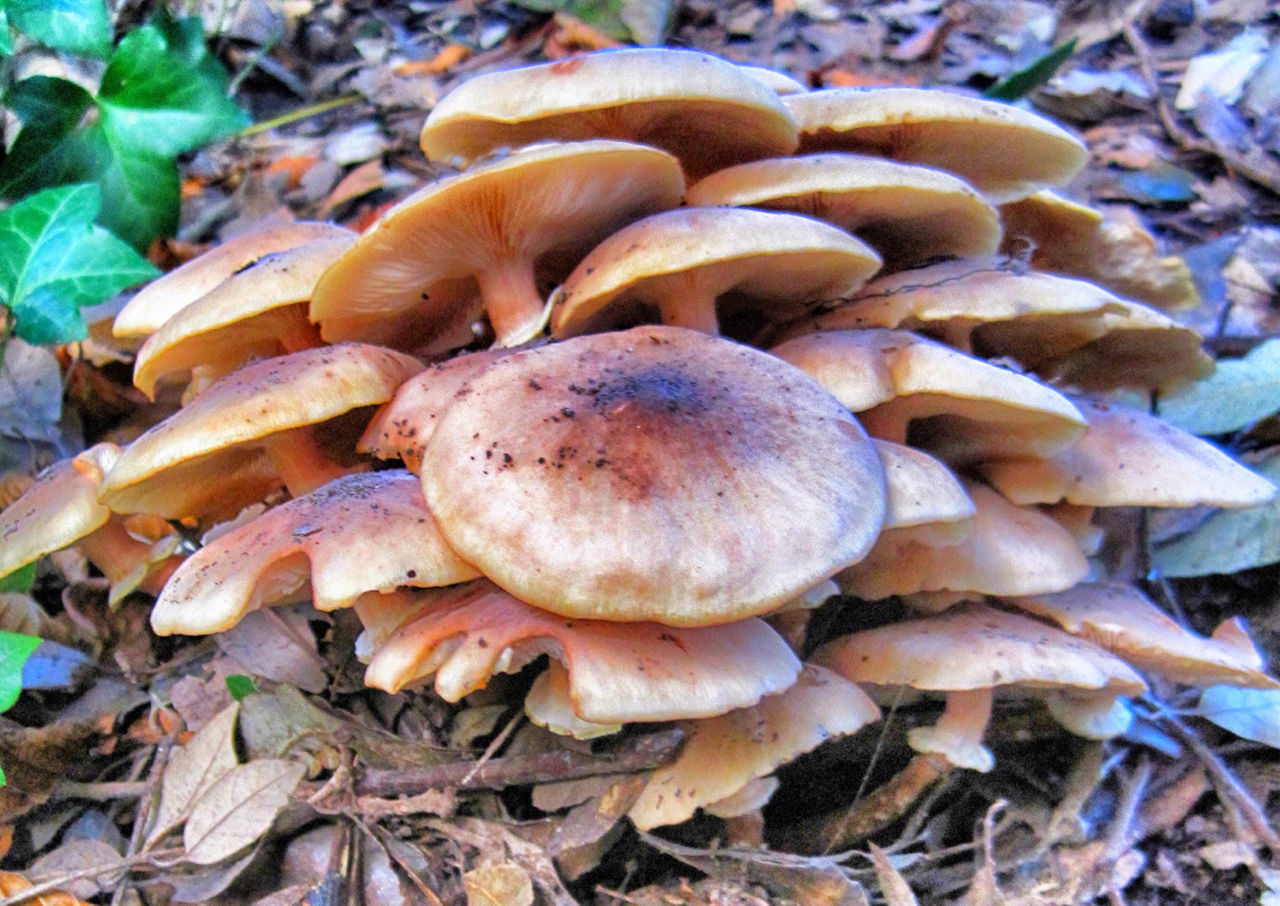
[0,630,41,712]
[984,38,1078,102]
[0,77,181,250]
[0,183,158,344]
[5,0,111,58]
[0,563,36,594]
[98,18,249,159]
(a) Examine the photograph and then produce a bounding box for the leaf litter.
[2,1,1280,904]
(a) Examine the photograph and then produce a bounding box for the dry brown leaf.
[147,703,240,847]
[215,607,327,692]
[318,159,386,218]
[869,843,919,906]
[0,872,91,905]
[463,864,533,906]
[28,839,124,901]
[183,759,306,865]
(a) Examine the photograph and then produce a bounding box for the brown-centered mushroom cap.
[626,664,880,829]
[310,140,685,351]
[131,234,355,399]
[980,398,1278,508]
[422,325,887,625]
[150,470,480,636]
[772,328,1087,463]
[784,87,1088,203]
[840,481,1088,600]
[357,579,801,723]
[686,153,1002,268]
[549,207,881,339]
[813,603,1146,770]
[113,221,352,339]
[419,47,799,179]
[1009,583,1279,690]
[100,344,422,520]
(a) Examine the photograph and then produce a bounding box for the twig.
[459,712,524,786]
[235,93,365,137]
[353,728,682,797]
[54,780,148,800]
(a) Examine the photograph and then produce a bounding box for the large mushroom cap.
[784,87,1087,203]
[685,153,1002,268]
[549,207,881,339]
[100,344,422,520]
[150,471,480,636]
[419,47,799,179]
[358,579,801,723]
[113,221,352,338]
[981,399,1278,508]
[310,140,685,350]
[132,235,354,399]
[422,326,887,625]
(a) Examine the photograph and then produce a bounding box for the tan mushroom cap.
[420,47,799,179]
[775,259,1125,353]
[738,64,808,95]
[150,471,480,636]
[784,87,1087,203]
[131,235,355,399]
[311,140,685,351]
[981,399,1278,508]
[686,153,1002,268]
[772,328,1086,463]
[549,207,881,338]
[113,221,352,338]
[358,348,515,473]
[626,665,880,830]
[813,603,1146,770]
[1000,191,1198,311]
[874,440,974,544]
[1009,583,1279,690]
[100,344,422,520]
[840,481,1089,600]
[0,444,117,578]
[422,326,887,625]
[357,579,802,723]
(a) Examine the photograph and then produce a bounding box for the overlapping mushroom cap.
[419,47,799,178]
[784,87,1088,202]
[420,325,887,624]
[310,140,685,350]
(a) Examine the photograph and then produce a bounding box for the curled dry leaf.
[147,702,240,847]
[183,759,306,866]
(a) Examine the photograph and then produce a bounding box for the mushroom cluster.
[3,46,1277,843]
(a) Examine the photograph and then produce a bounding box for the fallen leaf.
[183,759,306,865]
[395,44,471,77]
[1198,685,1280,748]
[0,871,92,904]
[318,158,386,218]
[215,606,327,692]
[0,339,63,445]
[159,843,260,903]
[1175,29,1268,109]
[28,838,123,901]
[463,864,533,906]
[147,702,240,846]
[1152,338,1280,435]
[869,843,919,906]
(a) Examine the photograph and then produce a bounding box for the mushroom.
[548,207,882,338]
[784,87,1087,202]
[812,603,1147,772]
[131,234,355,399]
[872,439,975,545]
[1008,583,1280,690]
[839,481,1089,601]
[150,470,480,635]
[771,328,1087,463]
[625,665,881,829]
[419,47,799,179]
[113,221,352,339]
[356,579,802,726]
[980,398,1277,509]
[310,140,685,350]
[1000,191,1198,311]
[420,325,887,625]
[99,344,422,520]
[686,153,1002,268]
[0,444,181,601]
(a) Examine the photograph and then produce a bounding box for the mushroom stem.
[907,687,995,772]
[658,290,721,334]
[277,306,325,353]
[475,258,549,347]
[77,518,182,602]
[262,427,356,498]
